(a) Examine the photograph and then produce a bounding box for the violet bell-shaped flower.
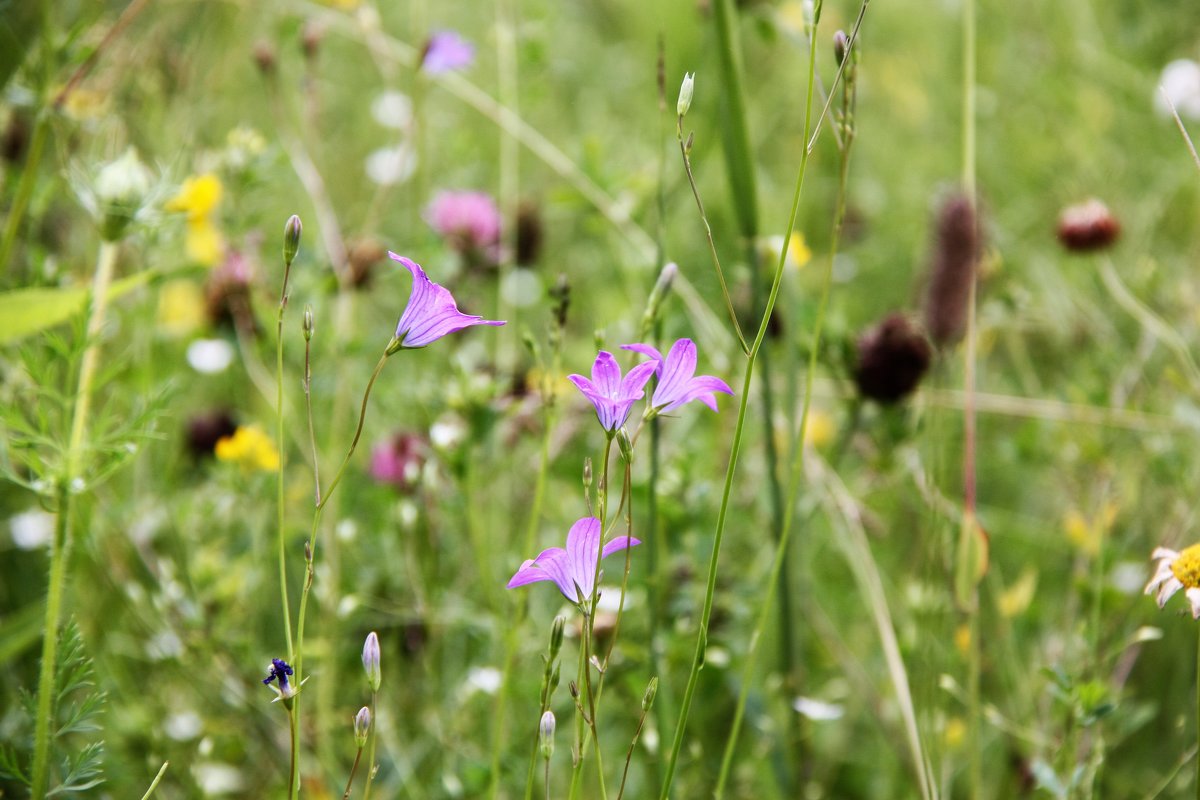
[506,516,640,605]
[568,351,658,433]
[386,253,504,354]
[621,338,733,416]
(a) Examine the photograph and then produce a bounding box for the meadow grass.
[3,0,1200,798]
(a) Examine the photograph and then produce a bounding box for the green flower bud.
[677,72,695,117]
[354,706,372,747]
[95,148,153,241]
[284,214,303,266]
[362,631,381,692]
[539,711,556,759]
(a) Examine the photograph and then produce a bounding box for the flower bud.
[303,304,314,341]
[550,615,566,657]
[284,214,303,266]
[354,706,372,747]
[95,148,153,241]
[539,711,556,759]
[641,677,659,711]
[833,30,848,66]
[362,631,381,692]
[676,72,695,117]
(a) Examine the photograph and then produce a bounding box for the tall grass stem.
[29,239,119,798]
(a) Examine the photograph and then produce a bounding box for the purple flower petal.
[389,252,504,349]
[506,517,641,603]
[422,31,475,75]
[569,350,657,432]
[621,338,733,415]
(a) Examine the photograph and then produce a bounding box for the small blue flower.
[263,658,299,702]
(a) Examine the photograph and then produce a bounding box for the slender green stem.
[304,330,321,506]
[317,352,391,513]
[288,707,299,800]
[364,692,379,800]
[581,612,608,800]
[713,33,861,792]
[962,0,981,795]
[616,696,652,800]
[139,762,170,800]
[275,258,298,799]
[569,626,588,800]
[343,747,364,800]
[293,349,390,762]
[0,111,48,275]
[30,239,119,798]
[30,485,71,799]
[1195,627,1200,800]
[660,0,838,791]
[677,125,749,354]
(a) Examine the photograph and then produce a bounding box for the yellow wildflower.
[944,717,967,750]
[166,173,225,265]
[184,218,224,267]
[761,232,812,271]
[998,567,1038,618]
[1064,502,1117,557]
[954,624,971,657]
[215,426,280,472]
[167,174,222,221]
[156,279,207,337]
[804,409,835,449]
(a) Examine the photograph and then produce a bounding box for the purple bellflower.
[620,338,733,416]
[386,253,504,353]
[568,351,658,433]
[421,31,475,74]
[263,658,299,703]
[506,516,640,605]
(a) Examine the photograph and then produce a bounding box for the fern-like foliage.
[0,620,107,795]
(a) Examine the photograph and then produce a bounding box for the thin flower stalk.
[659,0,870,794]
[274,228,297,800]
[676,113,749,355]
[714,13,863,792]
[30,240,119,799]
[363,691,379,800]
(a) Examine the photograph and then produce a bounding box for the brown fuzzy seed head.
[1057,199,1120,252]
[252,41,277,75]
[923,193,980,346]
[515,200,543,266]
[348,237,386,289]
[186,410,238,458]
[853,313,933,404]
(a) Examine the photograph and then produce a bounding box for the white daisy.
[1145,545,1200,618]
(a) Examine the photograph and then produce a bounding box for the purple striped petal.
[389,252,504,348]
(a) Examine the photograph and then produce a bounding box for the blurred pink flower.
[422,31,474,74]
[370,432,427,490]
[424,191,502,259]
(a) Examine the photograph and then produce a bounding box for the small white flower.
[365,144,417,186]
[1156,59,1200,120]
[371,91,413,130]
[187,338,235,374]
[10,508,54,550]
[1145,545,1200,618]
[792,696,845,721]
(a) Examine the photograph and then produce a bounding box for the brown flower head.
[923,192,980,347]
[853,313,932,404]
[1056,199,1119,253]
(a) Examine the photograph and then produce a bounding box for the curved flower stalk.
[506,516,640,605]
[568,352,658,434]
[386,252,505,352]
[621,338,734,416]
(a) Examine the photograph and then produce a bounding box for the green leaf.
[0,271,154,345]
[954,510,989,610]
[0,0,41,94]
